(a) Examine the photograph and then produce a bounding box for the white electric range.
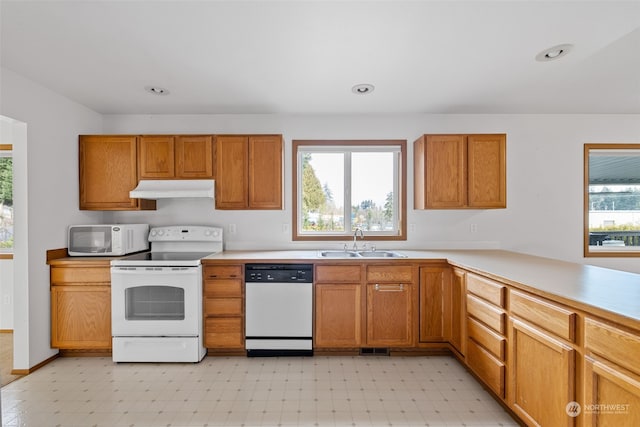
[110,225,223,362]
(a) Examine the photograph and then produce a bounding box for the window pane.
[301,152,344,232]
[352,152,395,232]
[589,184,640,248]
[0,154,12,250]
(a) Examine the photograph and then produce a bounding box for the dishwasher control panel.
[245,264,313,283]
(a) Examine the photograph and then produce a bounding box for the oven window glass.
[125,286,185,320]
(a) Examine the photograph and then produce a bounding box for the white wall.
[0,68,103,370]
[104,113,640,273]
[0,259,13,329]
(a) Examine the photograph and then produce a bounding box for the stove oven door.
[110,266,202,337]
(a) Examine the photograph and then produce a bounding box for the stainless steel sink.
[317,250,361,258]
[357,250,406,258]
[317,250,406,258]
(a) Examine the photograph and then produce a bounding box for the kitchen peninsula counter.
[203,249,640,327]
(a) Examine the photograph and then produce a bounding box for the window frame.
[584,143,640,257]
[0,143,13,257]
[292,139,407,242]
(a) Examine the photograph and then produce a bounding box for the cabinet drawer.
[204,298,243,316]
[466,273,505,307]
[367,265,413,283]
[467,317,505,360]
[585,317,640,374]
[51,267,110,284]
[467,294,505,334]
[204,265,242,280]
[204,317,243,348]
[466,338,505,398]
[316,265,361,283]
[204,279,243,297]
[510,290,575,342]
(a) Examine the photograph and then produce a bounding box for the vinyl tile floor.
[1,355,519,427]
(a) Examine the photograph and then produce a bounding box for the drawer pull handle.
[375,283,404,292]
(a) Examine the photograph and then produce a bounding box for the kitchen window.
[0,144,12,254]
[293,140,407,241]
[585,143,640,257]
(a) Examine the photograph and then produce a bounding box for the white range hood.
[130,179,215,199]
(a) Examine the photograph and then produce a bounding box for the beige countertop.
[203,249,640,326]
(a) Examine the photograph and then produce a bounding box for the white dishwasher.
[245,264,313,356]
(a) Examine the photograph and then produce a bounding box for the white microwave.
[68,224,149,256]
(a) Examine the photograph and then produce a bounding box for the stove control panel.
[149,226,223,242]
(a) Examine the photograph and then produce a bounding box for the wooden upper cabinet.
[414,134,506,209]
[139,135,175,178]
[176,135,214,178]
[216,135,249,209]
[139,135,213,179]
[216,135,283,210]
[79,135,155,210]
[249,135,283,209]
[467,135,506,208]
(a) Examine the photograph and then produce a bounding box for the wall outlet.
[3,295,10,305]
[282,223,290,233]
[470,223,478,233]
[409,223,416,233]
[228,224,237,234]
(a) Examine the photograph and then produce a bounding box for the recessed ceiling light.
[145,86,170,96]
[535,44,573,62]
[352,84,375,95]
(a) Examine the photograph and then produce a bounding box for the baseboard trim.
[11,353,59,376]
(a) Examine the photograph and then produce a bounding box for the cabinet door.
[248,135,282,209]
[366,283,413,347]
[509,319,575,427]
[51,285,111,349]
[79,135,153,210]
[215,135,248,209]
[315,284,362,348]
[139,135,175,178]
[175,135,214,178]
[584,355,640,426]
[204,317,244,348]
[467,134,506,208]
[419,266,449,342]
[425,135,467,208]
[450,268,466,354]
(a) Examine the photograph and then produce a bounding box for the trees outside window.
[0,145,13,250]
[293,140,406,241]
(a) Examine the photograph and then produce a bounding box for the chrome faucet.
[352,228,364,251]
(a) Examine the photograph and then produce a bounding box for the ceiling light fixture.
[145,86,170,96]
[352,84,375,95]
[535,44,573,62]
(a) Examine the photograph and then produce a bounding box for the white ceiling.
[1,0,639,115]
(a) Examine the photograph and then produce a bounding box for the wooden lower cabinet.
[203,264,244,351]
[584,356,640,426]
[418,266,449,342]
[366,265,414,347]
[466,335,505,397]
[314,265,362,348]
[51,285,111,349]
[584,317,640,425]
[49,262,112,350]
[315,284,361,348]
[450,268,466,354]
[509,319,575,426]
[366,282,413,346]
